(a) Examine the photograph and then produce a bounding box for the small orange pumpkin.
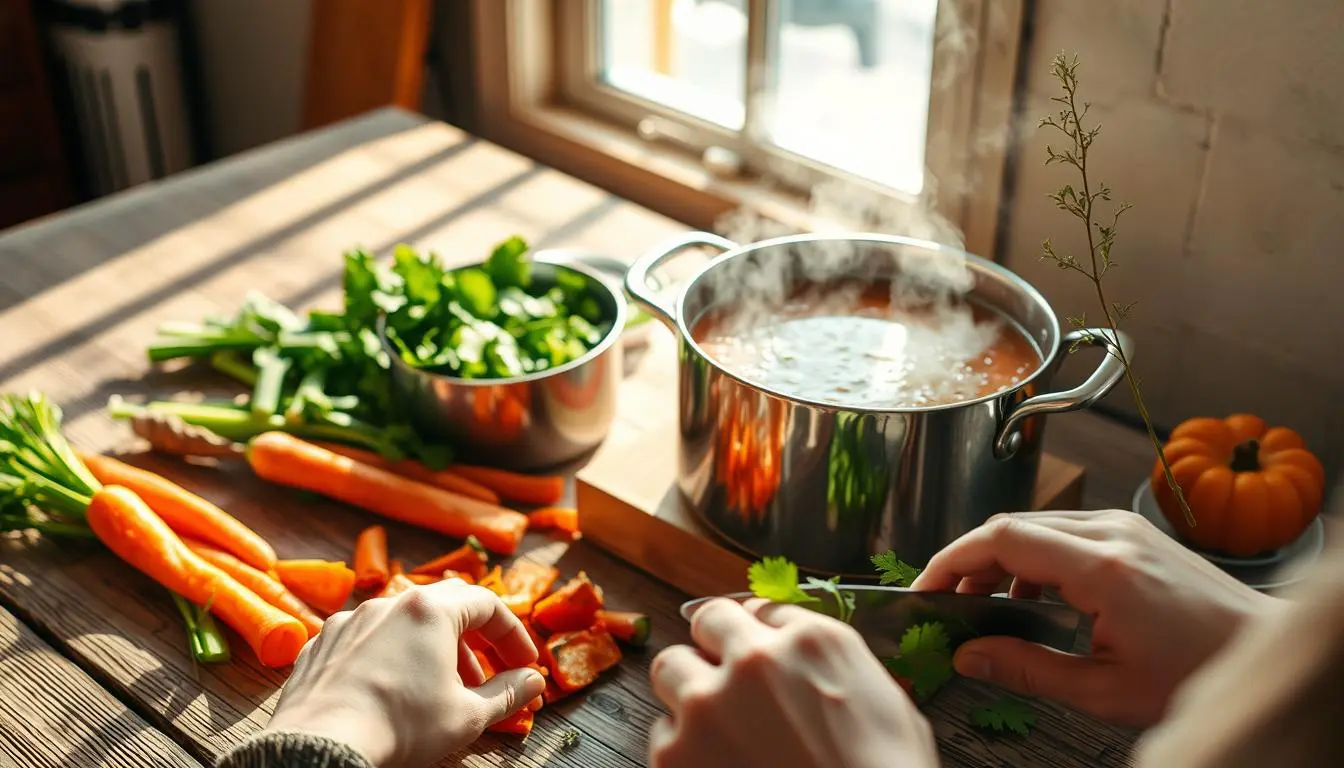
[1153,414,1325,557]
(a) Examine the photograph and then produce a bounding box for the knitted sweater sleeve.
[214,730,374,768]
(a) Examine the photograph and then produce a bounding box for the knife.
[681,585,1083,654]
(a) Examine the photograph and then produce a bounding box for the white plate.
[1132,479,1324,591]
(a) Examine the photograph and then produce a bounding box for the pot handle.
[994,328,1134,460]
[625,231,738,329]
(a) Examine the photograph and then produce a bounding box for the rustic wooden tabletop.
[0,108,1148,767]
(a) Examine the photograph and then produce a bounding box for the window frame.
[468,0,1024,260]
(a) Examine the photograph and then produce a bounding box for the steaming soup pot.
[625,231,1132,576]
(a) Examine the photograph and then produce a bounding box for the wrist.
[268,704,390,766]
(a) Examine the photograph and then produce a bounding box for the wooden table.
[0,108,1140,767]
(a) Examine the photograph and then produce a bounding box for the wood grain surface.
[0,108,1138,767]
[0,605,200,767]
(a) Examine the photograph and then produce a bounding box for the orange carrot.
[273,559,357,615]
[247,433,529,555]
[440,569,476,585]
[532,572,604,633]
[377,573,416,598]
[85,486,306,667]
[80,452,276,571]
[449,464,565,506]
[353,525,389,592]
[410,537,489,581]
[310,442,500,504]
[528,506,580,537]
[406,573,439,585]
[183,539,325,638]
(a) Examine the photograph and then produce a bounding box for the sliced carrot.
[80,452,276,571]
[440,569,476,585]
[487,709,534,737]
[548,629,622,692]
[596,610,650,648]
[85,486,306,667]
[410,536,488,581]
[478,565,504,591]
[532,572,604,633]
[528,506,579,537]
[309,442,500,504]
[377,573,416,598]
[406,573,439,585]
[247,433,528,555]
[498,560,560,617]
[352,525,390,592]
[449,464,565,506]
[184,539,325,638]
[273,559,357,615]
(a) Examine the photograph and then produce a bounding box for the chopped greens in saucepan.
[366,237,613,379]
[136,236,617,467]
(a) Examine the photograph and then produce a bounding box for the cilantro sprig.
[871,550,922,587]
[882,623,954,700]
[970,697,1036,737]
[747,556,858,622]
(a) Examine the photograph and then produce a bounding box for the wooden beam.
[302,0,433,130]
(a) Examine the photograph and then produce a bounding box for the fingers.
[468,667,546,727]
[1008,578,1044,600]
[689,598,768,661]
[741,598,820,628]
[424,582,538,668]
[648,716,677,767]
[650,645,713,713]
[954,637,1114,713]
[913,516,1103,610]
[457,639,487,687]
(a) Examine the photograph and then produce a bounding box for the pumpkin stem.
[1230,439,1261,472]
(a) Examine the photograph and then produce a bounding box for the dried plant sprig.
[1038,53,1194,527]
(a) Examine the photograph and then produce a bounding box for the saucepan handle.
[994,328,1134,460]
[625,231,738,330]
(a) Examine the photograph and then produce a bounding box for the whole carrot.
[85,485,306,667]
[183,539,325,638]
[247,433,529,555]
[450,464,565,507]
[310,442,500,504]
[353,525,390,592]
[80,452,276,571]
[273,559,357,615]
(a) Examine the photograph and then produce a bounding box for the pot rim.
[673,231,1062,415]
[376,253,628,388]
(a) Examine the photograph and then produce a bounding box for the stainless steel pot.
[625,231,1131,575]
[381,254,626,470]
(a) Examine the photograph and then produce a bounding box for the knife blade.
[680,585,1083,654]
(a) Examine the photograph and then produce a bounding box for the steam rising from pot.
[688,3,1029,408]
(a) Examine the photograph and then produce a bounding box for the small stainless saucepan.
[380,252,627,470]
[626,231,1132,574]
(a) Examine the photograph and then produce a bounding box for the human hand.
[648,598,939,768]
[267,580,546,768]
[912,509,1282,726]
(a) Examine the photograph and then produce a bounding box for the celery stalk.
[172,593,231,664]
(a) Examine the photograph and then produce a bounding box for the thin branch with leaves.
[1037,53,1194,527]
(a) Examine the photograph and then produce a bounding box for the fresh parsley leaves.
[748,556,820,605]
[970,696,1036,737]
[871,549,922,587]
[882,622,954,700]
[560,728,581,749]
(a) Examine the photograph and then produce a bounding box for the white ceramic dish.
[1132,479,1324,591]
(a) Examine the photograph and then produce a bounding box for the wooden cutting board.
[576,327,1086,598]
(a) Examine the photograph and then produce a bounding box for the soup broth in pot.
[692,281,1041,409]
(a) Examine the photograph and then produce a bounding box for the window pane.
[599,0,747,129]
[766,0,939,194]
